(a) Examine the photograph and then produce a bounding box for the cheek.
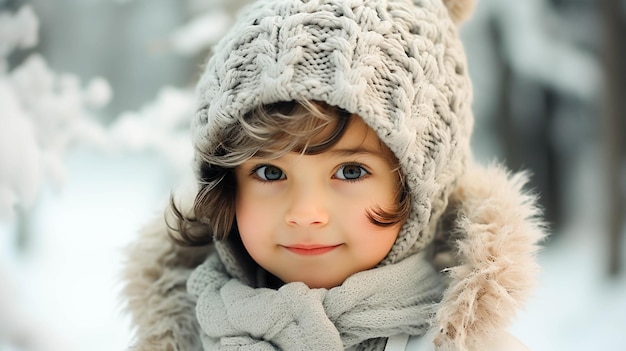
[235,194,261,239]
[236,199,263,262]
[235,190,282,253]
[344,205,400,249]
[369,226,399,253]
[359,220,399,248]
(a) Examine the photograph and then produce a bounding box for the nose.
[284,184,329,227]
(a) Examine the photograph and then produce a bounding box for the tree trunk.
[600,0,625,276]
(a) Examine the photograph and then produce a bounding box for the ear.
[441,0,476,25]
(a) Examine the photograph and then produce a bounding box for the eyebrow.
[325,147,386,159]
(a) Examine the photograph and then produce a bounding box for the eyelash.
[250,164,285,182]
[249,163,370,182]
[334,163,370,182]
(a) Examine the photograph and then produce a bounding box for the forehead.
[331,115,391,156]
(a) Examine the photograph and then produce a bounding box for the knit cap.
[192,0,475,265]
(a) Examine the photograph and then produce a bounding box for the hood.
[121,161,546,350]
[191,0,477,264]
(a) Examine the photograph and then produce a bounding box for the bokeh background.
[1,0,624,350]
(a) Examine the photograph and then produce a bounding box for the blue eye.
[254,165,285,181]
[335,164,368,180]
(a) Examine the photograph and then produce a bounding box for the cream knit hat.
[192,0,475,264]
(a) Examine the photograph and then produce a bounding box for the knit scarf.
[187,245,444,351]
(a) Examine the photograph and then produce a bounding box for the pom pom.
[442,0,476,25]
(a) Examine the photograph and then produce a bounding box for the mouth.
[282,244,342,256]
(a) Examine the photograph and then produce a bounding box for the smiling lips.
[283,244,342,256]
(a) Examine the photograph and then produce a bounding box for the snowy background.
[1,0,624,350]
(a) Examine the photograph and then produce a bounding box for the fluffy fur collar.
[121,162,545,351]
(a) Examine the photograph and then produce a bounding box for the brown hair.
[169,101,410,246]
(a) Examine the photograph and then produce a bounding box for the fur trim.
[442,0,476,24]
[122,208,209,351]
[433,163,546,350]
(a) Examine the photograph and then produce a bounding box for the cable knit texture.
[121,0,547,350]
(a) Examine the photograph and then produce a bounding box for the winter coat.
[122,162,545,350]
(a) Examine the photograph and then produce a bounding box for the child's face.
[234,116,403,289]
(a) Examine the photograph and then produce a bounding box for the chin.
[297,276,345,289]
[277,269,349,289]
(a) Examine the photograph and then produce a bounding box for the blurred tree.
[462,0,602,233]
[600,0,625,276]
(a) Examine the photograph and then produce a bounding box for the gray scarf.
[187,249,444,350]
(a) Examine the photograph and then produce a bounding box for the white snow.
[109,87,195,176]
[0,82,43,221]
[1,5,111,220]
[0,149,176,351]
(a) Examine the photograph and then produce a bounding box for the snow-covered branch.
[110,87,195,177]
[0,5,112,221]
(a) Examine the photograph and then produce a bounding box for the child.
[123,0,546,350]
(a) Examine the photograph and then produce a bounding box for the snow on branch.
[110,86,195,176]
[0,5,111,221]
